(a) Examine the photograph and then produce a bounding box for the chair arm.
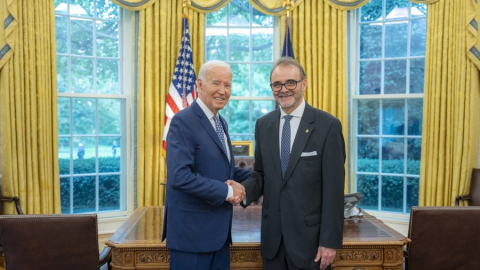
[455,195,471,206]
[0,196,24,214]
[403,248,409,270]
[98,246,112,268]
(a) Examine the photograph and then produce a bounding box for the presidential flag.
[162,16,197,153]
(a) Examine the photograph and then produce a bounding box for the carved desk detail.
[106,206,409,270]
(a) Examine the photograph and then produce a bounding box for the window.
[205,0,277,142]
[55,0,130,214]
[351,0,426,214]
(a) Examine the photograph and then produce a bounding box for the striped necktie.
[281,115,293,177]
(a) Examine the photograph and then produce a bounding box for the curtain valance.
[188,0,303,15]
[324,0,370,11]
[188,0,376,14]
[111,0,157,11]
[467,0,480,70]
[111,0,381,14]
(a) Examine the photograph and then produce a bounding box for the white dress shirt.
[279,99,306,151]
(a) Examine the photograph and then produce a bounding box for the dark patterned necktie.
[281,115,293,177]
[213,115,227,156]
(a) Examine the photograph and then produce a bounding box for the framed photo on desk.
[232,141,253,156]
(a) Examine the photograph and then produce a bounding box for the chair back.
[0,184,23,215]
[469,168,480,206]
[235,156,255,170]
[0,214,100,270]
[406,206,480,270]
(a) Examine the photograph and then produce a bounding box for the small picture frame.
[231,141,254,156]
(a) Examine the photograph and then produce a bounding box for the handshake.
[225,180,245,205]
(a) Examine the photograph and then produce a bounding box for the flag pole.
[283,0,294,58]
[284,0,292,18]
[182,0,187,16]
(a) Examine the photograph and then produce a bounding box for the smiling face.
[197,65,232,115]
[271,64,307,114]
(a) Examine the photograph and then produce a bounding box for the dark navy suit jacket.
[162,100,251,253]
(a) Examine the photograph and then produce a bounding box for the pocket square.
[301,151,317,157]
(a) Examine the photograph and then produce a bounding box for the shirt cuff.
[226,185,233,199]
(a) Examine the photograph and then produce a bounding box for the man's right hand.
[225,180,246,204]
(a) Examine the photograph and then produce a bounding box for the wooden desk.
[106,206,409,270]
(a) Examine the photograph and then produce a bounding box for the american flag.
[162,16,197,153]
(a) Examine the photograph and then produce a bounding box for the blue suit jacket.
[162,100,251,253]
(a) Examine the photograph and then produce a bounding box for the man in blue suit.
[162,60,251,270]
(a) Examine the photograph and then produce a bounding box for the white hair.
[198,60,231,81]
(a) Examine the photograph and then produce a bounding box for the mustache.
[277,92,292,97]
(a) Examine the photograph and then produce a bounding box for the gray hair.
[198,60,232,81]
[270,57,306,81]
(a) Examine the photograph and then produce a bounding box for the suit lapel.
[282,104,315,182]
[192,102,229,162]
[222,116,236,177]
[267,110,283,179]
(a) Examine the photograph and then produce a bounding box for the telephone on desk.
[344,192,363,218]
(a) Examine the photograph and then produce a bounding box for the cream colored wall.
[98,233,114,252]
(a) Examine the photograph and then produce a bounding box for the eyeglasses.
[270,79,304,92]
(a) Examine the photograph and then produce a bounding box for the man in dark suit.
[241,57,345,270]
[162,60,251,270]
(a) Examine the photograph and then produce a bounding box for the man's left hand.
[314,246,336,270]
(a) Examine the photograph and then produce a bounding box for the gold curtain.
[133,1,205,207]
[287,0,350,192]
[0,0,17,69]
[419,0,480,206]
[467,0,480,70]
[0,0,60,214]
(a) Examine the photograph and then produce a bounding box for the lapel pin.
[306,129,309,133]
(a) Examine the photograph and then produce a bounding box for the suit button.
[280,188,284,192]
[227,204,232,208]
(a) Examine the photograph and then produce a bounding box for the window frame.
[205,1,281,142]
[55,4,134,221]
[347,2,426,220]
